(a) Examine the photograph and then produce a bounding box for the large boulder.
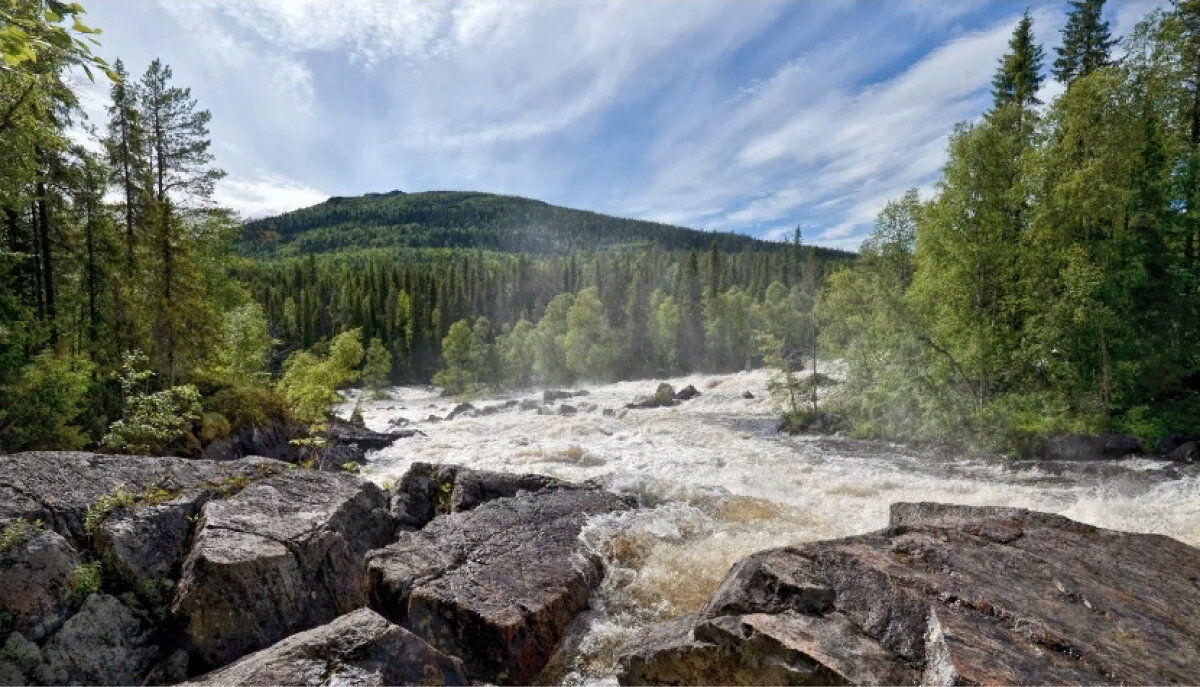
[674,384,701,401]
[201,422,306,463]
[618,502,1200,686]
[173,471,396,670]
[367,488,631,684]
[34,593,160,686]
[389,462,575,529]
[0,526,80,641]
[187,608,467,686]
[0,452,287,548]
[627,383,679,409]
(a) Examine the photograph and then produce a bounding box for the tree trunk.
[35,179,56,345]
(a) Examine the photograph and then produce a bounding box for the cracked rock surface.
[187,608,467,686]
[617,502,1200,686]
[173,470,396,670]
[367,486,631,684]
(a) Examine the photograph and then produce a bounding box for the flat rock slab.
[174,471,396,670]
[618,502,1200,686]
[187,608,467,686]
[0,451,287,548]
[367,488,631,684]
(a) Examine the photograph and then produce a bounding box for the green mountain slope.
[241,190,817,257]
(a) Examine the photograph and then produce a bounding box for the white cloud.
[214,172,327,219]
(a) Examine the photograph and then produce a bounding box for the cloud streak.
[78,0,1166,244]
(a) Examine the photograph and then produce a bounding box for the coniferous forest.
[3,0,1200,457]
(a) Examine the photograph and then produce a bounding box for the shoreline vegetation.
[2,0,1200,461]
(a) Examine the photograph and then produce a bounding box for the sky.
[74,0,1167,249]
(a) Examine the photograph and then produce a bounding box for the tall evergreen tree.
[140,59,225,380]
[1053,0,1115,85]
[993,10,1046,108]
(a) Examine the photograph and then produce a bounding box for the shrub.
[102,352,202,455]
[199,412,232,444]
[69,561,102,602]
[0,518,41,553]
[0,351,93,451]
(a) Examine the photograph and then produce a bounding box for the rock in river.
[187,608,467,686]
[173,470,396,670]
[367,487,631,684]
[389,461,575,529]
[618,502,1200,686]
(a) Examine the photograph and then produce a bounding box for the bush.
[203,382,291,431]
[199,412,232,444]
[0,351,93,451]
[102,352,202,455]
[69,561,102,602]
[0,518,41,553]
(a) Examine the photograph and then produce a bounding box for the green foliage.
[0,518,41,553]
[993,10,1046,108]
[218,302,274,380]
[278,328,363,429]
[240,190,780,259]
[362,337,391,397]
[0,351,92,451]
[1053,0,1114,85]
[83,486,136,537]
[69,561,102,602]
[102,352,201,454]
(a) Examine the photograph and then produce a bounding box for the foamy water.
[341,369,1200,684]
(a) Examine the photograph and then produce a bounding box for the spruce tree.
[1053,0,1115,85]
[993,10,1046,109]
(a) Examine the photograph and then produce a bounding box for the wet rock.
[742,391,755,399]
[173,471,396,670]
[36,593,159,686]
[627,383,679,409]
[1156,433,1189,455]
[0,452,287,548]
[602,408,615,417]
[187,609,467,687]
[1039,432,1142,461]
[674,384,701,401]
[1169,440,1198,463]
[544,389,585,405]
[519,399,541,411]
[618,502,1200,686]
[0,527,80,640]
[367,488,631,684]
[387,416,410,428]
[558,404,577,416]
[202,422,306,463]
[445,403,477,421]
[389,462,575,529]
[425,415,442,423]
[326,417,411,451]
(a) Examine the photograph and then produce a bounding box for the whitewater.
[342,368,1200,684]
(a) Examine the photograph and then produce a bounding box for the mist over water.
[346,369,1200,684]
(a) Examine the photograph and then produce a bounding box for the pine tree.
[993,10,1046,108]
[140,59,225,380]
[1053,0,1115,85]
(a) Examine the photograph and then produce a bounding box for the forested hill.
[240,190,822,258]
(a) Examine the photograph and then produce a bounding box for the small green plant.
[84,487,137,538]
[207,473,252,499]
[437,480,453,514]
[341,461,361,473]
[0,518,42,553]
[69,561,102,602]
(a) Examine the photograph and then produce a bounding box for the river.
[342,368,1200,684]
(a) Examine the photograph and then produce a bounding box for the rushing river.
[341,369,1200,684]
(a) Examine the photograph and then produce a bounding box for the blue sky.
[76,0,1165,249]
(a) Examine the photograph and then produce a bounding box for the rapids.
[342,369,1200,684]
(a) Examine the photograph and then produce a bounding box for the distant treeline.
[239,190,843,257]
[242,241,845,385]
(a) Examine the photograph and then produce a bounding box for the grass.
[0,518,41,553]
